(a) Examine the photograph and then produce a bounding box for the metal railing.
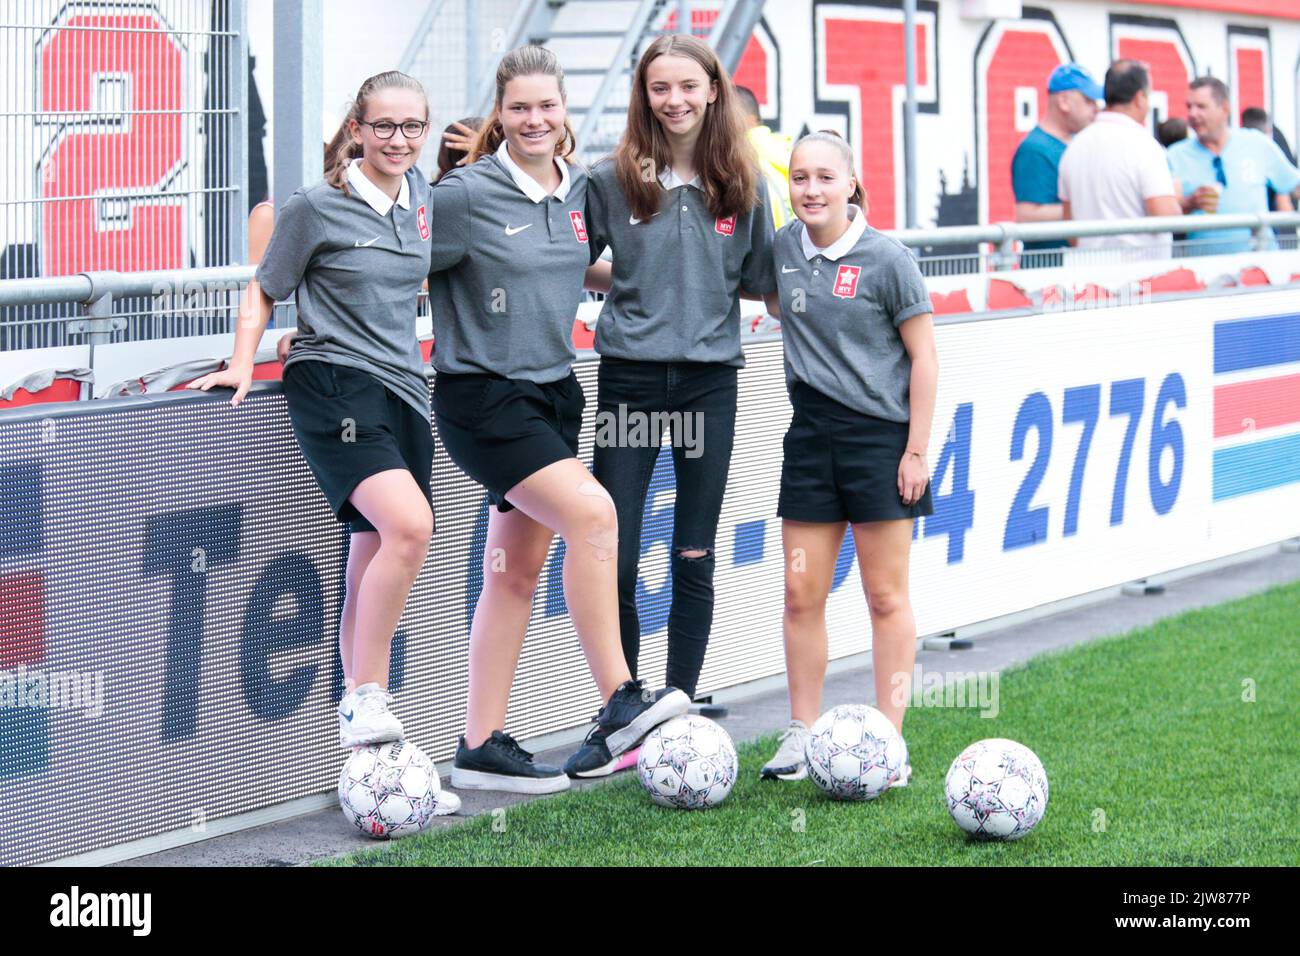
[0,211,1297,356]
[898,211,1300,276]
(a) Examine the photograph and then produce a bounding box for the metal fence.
[397,0,523,182]
[904,211,1300,276]
[396,0,731,171]
[0,0,248,290]
[0,211,1297,358]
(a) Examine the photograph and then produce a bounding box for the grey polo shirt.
[427,142,591,382]
[774,205,932,423]
[585,159,777,367]
[255,160,434,421]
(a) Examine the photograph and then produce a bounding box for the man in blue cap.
[1012,63,1103,265]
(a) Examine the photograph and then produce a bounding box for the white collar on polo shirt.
[658,166,702,190]
[347,158,410,216]
[495,139,572,203]
[801,204,868,261]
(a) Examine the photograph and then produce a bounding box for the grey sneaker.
[760,720,810,780]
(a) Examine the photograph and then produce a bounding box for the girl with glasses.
[191,71,438,756]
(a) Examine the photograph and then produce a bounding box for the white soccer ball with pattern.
[637,715,738,810]
[338,739,442,839]
[805,704,906,801]
[944,738,1049,841]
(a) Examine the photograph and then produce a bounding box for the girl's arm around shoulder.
[739,186,779,298]
[428,172,473,274]
[584,256,612,294]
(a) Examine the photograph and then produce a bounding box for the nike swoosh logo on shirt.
[505,224,532,236]
[781,265,799,273]
[355,237,380,247]
[341,709,354,722]
[629,212,661,225]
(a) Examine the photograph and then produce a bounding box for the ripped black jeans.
[592,355,738,699]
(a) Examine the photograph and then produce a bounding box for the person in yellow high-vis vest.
[737,85,795,230]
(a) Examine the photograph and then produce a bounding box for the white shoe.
[890,763,912,788]
[432,787,461,816]
[338,682,404,749]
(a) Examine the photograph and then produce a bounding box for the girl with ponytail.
[191,73,448,785]
[426,45,689,794]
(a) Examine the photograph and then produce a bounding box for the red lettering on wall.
[1115,34,1192,125]
[978,23,1067,225]
[662,9,770,107]
[820,14,931,229]
[38,13,184,276]
[1231,43,1269,119]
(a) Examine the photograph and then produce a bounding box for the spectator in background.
[1156,117,1190,249]
[736,85,795,229]
[1241,106,1297,240]
[1168,77,1300,254]
[1058,60,1180,258]
[1157,116,1188,148]
[1011,63,1102,267]
[1241,106,1295,166]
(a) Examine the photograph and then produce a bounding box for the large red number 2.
[38,12,184,276]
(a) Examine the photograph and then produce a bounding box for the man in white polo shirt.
[1058,60,1181,258]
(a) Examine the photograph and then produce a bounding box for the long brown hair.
[792,130,867,208]
[325,71,429,196]
[470,46,577,164]
[614,34,758,222]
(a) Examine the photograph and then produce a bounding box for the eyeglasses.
[358,119,430,140]
[1212,155,1227,187]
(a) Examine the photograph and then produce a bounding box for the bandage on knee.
[584,526,618,561]
[577,480,615,507]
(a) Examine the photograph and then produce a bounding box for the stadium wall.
[2,288,1298,865]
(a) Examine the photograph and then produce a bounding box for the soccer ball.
[637,715,738,810]
[338,739,442,839]
[804,704,906,801]
[944,738,1049,841]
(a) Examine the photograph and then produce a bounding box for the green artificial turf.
[320,581,1300,866]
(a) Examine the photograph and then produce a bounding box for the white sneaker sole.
[339,726,404,749]
[889,764,912,789]
[450,767,571,795]
[760,764,808,781]
[604,689,691,756]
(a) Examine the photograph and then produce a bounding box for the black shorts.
[282,359,434,534]
[777,381,934,524]
[433,369,583,513]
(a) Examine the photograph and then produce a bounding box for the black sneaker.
[450,730,571,794]
[596,679,690,757]
[563,722,619,778]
